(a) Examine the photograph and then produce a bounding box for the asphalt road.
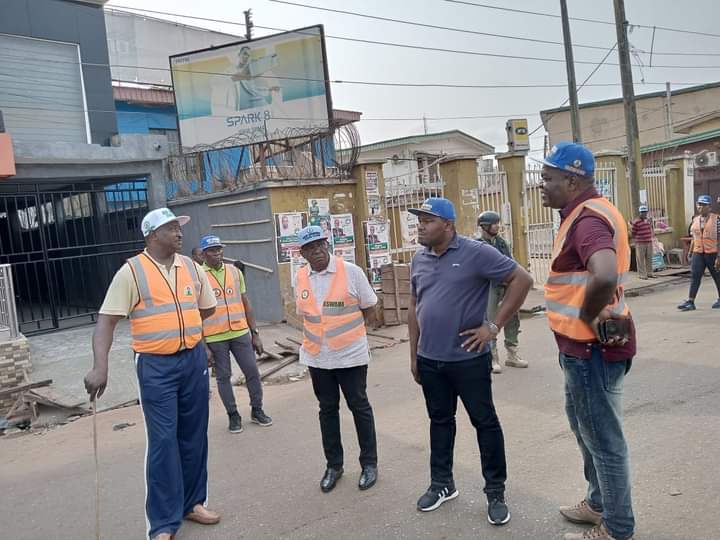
[2,280,718,540]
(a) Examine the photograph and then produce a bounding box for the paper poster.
[307,198,330,225]
[400,211,419,249]
[364,220,389,252]
[331,213,355,246]
[368,252,391,287]
[367,194,381,217]
[275,212,307,263]
[334,246,356,264]
[365,170,379,194]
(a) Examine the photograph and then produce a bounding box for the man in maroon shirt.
[538,141,635,540]
[629,205,654,280]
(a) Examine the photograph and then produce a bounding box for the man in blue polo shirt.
[408,198,533,527]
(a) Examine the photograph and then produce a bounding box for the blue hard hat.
[536,141,595,178]
[297,225,325,247]
[697,194,712,205]
[200,235,224,251]
[408,197,457,221]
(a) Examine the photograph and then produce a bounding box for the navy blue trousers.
[135,344,210,539]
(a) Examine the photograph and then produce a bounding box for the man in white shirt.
[294,225,379,493]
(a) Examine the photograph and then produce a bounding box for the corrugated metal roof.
[641,127,720,153]
[113,86,175,105]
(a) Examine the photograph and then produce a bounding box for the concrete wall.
[169,189,283,323]
[269,181,358,321]
[544,85,720,153]
[0,0,118,145]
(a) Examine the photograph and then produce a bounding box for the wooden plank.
[212,220,271,228]
[382,264,410,280]
[392,264,402,321]
[286,336,303,347]
[0,379,52,399]
[274,340,299,353]
[223,257,274,274]
[383,293,412,310]
[381,278,411,295]
[207,195,267,208]
[260,355,299,380]
[223,239,272,245]
[383,309,408,325]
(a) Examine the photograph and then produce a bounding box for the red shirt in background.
[630,218,653,244]
[550,187,637,361]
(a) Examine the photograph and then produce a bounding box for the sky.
[105,0,720,154]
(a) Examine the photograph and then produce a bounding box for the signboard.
[170,25,332,151]
[275,212,307,263]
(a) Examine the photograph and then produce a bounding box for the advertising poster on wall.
[364,220,389,252]
[308,198,333,249]
[275,212,307,263]
[331,213,354,246]
[170,25,332,151]
[400,210,419,249]
[365,170,379,194]
[334,246,356,264]
[368,252,391,288]
[290,251,307,289]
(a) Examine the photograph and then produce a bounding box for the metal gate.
[465,169,512,245]
[0,180,148,334]
[523,161,619,285]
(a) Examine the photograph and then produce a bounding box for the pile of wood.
[381,263,411,325]
[231,340,301,386]
[0,378,89,430]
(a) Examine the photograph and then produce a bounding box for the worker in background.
[677,194,720,311]
[295,225,379,494]
[476,210,528,373]
[539,142,636,540]
[192,246,205,265]
[629,205,655,280]
[408,197,533,527]
[200,235,272,433]
[84,208,220,540]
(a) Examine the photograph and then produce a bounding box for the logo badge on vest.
[226,287,234,296]
[184,286,193,297]
[301,290,310,300]
[213,287,222,298]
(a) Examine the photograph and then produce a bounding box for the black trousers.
[418,353,507,496]
[309,365,377,469]
[689,252,720,299]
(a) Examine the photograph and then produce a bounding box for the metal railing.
[0,264,19,340]
[642,166,670,229]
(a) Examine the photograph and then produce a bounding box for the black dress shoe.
[358,465,377,490]
[320,467,343,493]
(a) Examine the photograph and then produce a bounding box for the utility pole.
[559,0,581,142]
[665,82,673,140]
[613,0,642,211]
[244,9,254,40]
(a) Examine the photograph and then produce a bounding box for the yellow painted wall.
[440,158,482,237]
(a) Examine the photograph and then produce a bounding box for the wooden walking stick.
[92,398,101,540]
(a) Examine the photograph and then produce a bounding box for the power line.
[105,6,720,69]
[444,0,720,39]
[270,0,720,57]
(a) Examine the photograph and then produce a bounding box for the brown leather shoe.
[185,504,221,525]
[559,499,602,526]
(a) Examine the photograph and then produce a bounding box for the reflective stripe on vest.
[690,213,718,254]
[544,197,631,342]
[202,263,248,337]
[295,256,367,355]
[127,253,203,354]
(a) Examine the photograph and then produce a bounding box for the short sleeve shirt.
[411,234,517,361]
[99,250,216,317]
[297,257,378,369]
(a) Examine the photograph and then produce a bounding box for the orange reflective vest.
[690,213,718,254]
[202,264,248,337]
[544,198,631,342]
[127,253,203,354]
[295,257,367,355]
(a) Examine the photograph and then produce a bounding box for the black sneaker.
[228,412,243,434]
[677,299,696,311]
[251,408,273,427]
[487,494,511,526]
[416,484,459,512]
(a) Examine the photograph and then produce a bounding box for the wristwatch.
[251,328,260,336]
[485,321,500,336]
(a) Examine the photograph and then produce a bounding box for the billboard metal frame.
[169,24,334,155]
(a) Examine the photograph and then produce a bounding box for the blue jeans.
[561,347,635,540]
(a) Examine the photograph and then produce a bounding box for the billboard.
[170,26,332,151]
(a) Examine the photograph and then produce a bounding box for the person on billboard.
[332,218,345,239]
[367,224,381,245]
[230,46,279,110]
